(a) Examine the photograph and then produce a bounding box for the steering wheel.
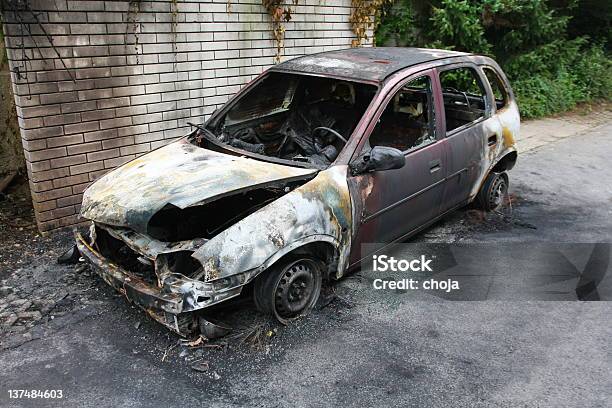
[311,126,348,153]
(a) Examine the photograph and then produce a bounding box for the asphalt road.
[1,123,611,408]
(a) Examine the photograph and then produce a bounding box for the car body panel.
[192,165,353,281]
[275,47,469,83]
[80,139,317,233]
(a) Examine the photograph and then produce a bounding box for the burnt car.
[74,47,519,336]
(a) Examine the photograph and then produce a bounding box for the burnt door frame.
[436,62,497,211]
[346,68,448,266]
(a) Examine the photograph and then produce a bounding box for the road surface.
[1,122,611,408]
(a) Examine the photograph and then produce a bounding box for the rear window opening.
[483,66,509,110]
[203,72,378,168]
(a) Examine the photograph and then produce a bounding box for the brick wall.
[1,0,372,233]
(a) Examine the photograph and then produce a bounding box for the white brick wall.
[2,0,373,233]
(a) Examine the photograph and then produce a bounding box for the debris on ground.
[227,322,277,351]
[182,336,206,348]
[190,359,210,372]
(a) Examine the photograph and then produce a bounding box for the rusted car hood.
[80,140,317,232]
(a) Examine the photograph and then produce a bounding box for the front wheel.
[253,257,323,324]
[477,171,509,211]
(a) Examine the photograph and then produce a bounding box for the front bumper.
[76,232,184,312]
[75,232,244,335]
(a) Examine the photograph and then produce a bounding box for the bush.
[506,39,612,117]
[512,72,581,117]
[376,0,612,118]
[573,45,612,100]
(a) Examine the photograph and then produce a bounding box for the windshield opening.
[202,72,378,168]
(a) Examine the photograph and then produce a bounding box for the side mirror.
[350,146,406,175]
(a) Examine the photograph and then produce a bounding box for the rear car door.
[436,64,497,212]
[348,70,447,264]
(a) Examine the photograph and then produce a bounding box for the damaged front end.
[75,224,250,336]
[73,70,366,336]
[72,133,361,339]
[75,139,322,336]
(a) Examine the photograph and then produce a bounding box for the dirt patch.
[0,176,45,275]
[0,41,24,175]
[545,100,612,126]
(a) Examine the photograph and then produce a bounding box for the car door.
[437,64,497,212]
[347,70,447,264]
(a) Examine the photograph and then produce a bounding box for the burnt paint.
[275,47,470,83]
[77,50,519,327]
[80,139,316,233]
[192,165,353,281]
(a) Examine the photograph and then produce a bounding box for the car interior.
[204,72,378,168]
[369,75,434,152]
[439,67,488,132]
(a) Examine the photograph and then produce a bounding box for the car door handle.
[429,159,441,173]
[488,135,498,146]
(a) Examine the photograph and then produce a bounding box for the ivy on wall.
[262,0,295,62]
[258,0,389,61]
[350,0,390,46]
[126,0,142,65]
[3,0,388,73]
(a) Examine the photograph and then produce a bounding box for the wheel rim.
[489,177,507,209]
[273,259,321,320]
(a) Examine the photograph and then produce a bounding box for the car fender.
[244,233,341,277]
[192,165,353,282]
[470,100,520,200]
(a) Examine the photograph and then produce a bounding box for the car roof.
[273,47,472,83]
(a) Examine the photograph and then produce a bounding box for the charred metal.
[147,184,300,242]
[74,47,519,338]
[202,72,378,169]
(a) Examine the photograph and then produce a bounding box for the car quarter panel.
[470,61,520,199]
[192,165,354,281]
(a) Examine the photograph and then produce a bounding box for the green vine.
[350,0,390,46]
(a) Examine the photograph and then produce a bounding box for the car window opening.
[204,72,378,168]
[483,66,509,110]
[369,75,435,152]
[439,67,487,133]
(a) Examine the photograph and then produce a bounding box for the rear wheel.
[477,172,508,211]
[254,257,323,324]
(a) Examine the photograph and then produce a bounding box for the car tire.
[253,256,323,324]
[477,171,508,211]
